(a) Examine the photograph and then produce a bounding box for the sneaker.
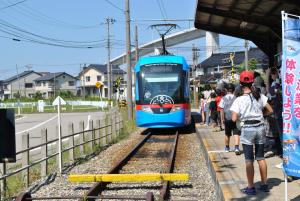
[234,148,241,155]
[225,147,230,152]
[241,187,256,195]
[264,151,275,158]
[259,184,269,192]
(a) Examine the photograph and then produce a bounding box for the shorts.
[211,112,218,122]
[241,124,265,145]
[224,120,241,136]
[243,144,265,162]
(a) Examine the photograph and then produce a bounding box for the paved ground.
[15,111,106,152]
[194,112,300,201]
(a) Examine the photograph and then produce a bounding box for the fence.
[0,109,123,200]
[0,101,110,114]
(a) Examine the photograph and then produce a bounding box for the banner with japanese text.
[281,12,300,177]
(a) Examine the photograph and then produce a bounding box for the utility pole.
[54,73,56,97]
[135,25,139,63]
[15,64,21,116]
[134,25,139,88]
[244,40,249,71]
[104,17,115,100]
[126,0,133,119]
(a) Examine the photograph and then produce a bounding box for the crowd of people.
[198,68,284,195]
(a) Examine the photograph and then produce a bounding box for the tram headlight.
[142,106,153,113]
[171,106,181,112]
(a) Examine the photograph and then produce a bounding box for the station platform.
[193,112,300,201]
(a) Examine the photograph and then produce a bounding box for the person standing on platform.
[219,83,241,154]
[215,89,224,131]
[230,71,273,195]
[209,92,218,132]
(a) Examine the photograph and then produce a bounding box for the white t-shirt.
[203,90,213,99]
[218,94,234,109]
[230,93,268,122]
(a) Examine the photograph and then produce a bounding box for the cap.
[240,71,254,83]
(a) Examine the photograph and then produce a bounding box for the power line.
[0,19,109,48]
[3,0,101,29]
[104,0,124,12]
[0,0,27,11]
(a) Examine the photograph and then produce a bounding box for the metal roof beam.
[272,0,300,7]
[197,5,280,29]
[247,0,261,15]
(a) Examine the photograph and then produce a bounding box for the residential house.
[196,47,269,83]
[34,72,77,98]
[3,71,42,99]
[78,64,126,97]
[0,80,3,100]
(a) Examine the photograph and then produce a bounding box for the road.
[15,111,106,152]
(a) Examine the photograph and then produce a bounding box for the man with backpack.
[219,83,241,155]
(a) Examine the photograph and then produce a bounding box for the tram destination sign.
[143,63,181,73]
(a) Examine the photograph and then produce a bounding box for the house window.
[25,83,33,88]
[86,76,90,82]
[36,82,41,86]
[97,75,101,81]
[4,85,8,89]
[68,81,75,86]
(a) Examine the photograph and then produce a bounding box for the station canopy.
[194,0,300,61]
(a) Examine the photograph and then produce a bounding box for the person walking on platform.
[219,83,241,154]
[209,92,219,131]
[230,71,273,195]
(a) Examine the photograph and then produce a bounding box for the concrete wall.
[206,32,220,58]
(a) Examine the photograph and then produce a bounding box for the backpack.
[223,95,235,120]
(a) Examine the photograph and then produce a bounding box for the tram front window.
[138,63,184,104]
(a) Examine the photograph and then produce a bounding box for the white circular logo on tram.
[150,95,174,105]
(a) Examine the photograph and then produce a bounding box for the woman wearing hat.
[230,71,273,195]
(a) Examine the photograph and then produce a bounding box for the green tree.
[59,90,75,99]
[33,91,43,100]
[236,58,258,73]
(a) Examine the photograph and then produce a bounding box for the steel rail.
[83,131,152,201]
[159,131,179,200]
[15,192,154,201]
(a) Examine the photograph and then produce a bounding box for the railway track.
[16,129,182,201]
[83,129,179,201]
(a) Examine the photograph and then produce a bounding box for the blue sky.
[0,0,249,79]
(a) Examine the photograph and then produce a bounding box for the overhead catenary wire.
[156,0,167,20]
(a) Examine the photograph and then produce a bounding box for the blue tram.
[134,55,191,128]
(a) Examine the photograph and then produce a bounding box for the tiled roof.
[34,72,76,81]
[81,64,126,75]
[4,71,41,83]
[199,48,268,69]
